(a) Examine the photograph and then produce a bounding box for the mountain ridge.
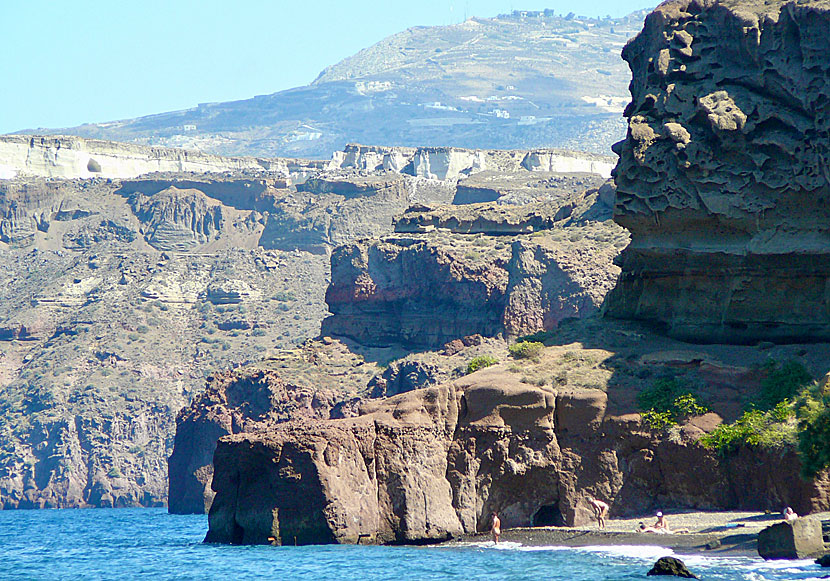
[14,10,650,159]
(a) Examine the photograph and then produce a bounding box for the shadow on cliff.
[531,309,830,517]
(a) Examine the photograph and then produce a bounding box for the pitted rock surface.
[607,0,830,343]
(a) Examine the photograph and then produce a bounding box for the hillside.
[23,10,649,159]
[0,140,615,508]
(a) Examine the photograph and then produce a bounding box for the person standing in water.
[491,512,501,544]
[588,497,609,530]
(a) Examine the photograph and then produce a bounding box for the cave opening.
[532,502,565,527]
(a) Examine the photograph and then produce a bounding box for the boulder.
[758,519,825,560]
[647,556,697,578]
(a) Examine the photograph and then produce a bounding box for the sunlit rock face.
[0,135,282,180]
[606,0,830,343]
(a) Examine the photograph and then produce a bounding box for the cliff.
[605,0,830,343]
[321,190,626,348]
[0,138,616,509]
[0,135,293,180]
[204,334,830,545]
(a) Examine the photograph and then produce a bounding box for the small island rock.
[647,556,697,578]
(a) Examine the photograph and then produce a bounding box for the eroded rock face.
[322,237,511,348]
[322,219,625,348]
[204,360,830,545]
[129,187,224,251]
[168,368,341,514]
[606,0,830,343]
[205,370,563,545]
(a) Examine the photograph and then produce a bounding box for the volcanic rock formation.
[606,0,830,343]
[204,350,830,545]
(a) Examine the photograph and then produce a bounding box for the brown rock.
[758,519,826,560]
[168,368,341,514]
[607,0,830,343]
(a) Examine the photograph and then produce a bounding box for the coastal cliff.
[203,338,830,545]
[605,0,830,342]
[196,0,830,546]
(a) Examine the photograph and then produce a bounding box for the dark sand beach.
[451,511,830,556]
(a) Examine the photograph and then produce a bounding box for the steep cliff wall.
[204,353,830,545]
[0,135,286,180]
[322,197,627,348]
[327,144,616,181]
[605,0,830,343]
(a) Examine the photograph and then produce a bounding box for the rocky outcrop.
[327,144,616,183]
[606,0,830,343]
[260,175,412,253]
[521,150,615,178]
[0,135,284,180]
[321,236,510,347]
[327,144,415,173]
[758,519,826,560]
[129,187,224,251]
[168,368,346,514]
[205,368,562,545]
[647,557,697,578]
[322,218,625,347]
[204,356,830,545]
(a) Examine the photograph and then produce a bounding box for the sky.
[0,1,655,134]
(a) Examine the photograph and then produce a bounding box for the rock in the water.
[816,554,830,567]
[606,0,830,343]
[647,557,697,578]
[758,519,826,560]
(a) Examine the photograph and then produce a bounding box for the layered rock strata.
[323,198,627,348]
[606,0,830,343]
[0,135,285,180]
[328,144,616,181]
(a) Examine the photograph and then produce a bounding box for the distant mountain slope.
[29,10,649,159]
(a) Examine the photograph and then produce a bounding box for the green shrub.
[701,406,798,454]
[517,330,557,344]
[758,360,812,410]
[251,328,267,337]
[641,410,675,431]
[107,467,122,478]
[637,378,708,430]
[508,341,544,360]
[273,291,296,302]
[795,385,830,478]
[136,325,149,334]
[467,355,498,375]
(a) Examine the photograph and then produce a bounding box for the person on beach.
[637,522,662,533]
[588,497,609,529]
[654,511,668,531]
[491,512,501,544]
[784,507,798,521]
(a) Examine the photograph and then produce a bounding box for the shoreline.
[447,510,830,558]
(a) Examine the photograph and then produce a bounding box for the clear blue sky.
[0,1,655,134]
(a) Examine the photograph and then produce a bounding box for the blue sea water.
[0,508,825,580]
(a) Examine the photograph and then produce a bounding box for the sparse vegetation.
[466,355,498,375]
[701,402,797,454]
[797,384,830,478]
[508,341,544,360]
[701,360,813,455]
[637,378,708,431]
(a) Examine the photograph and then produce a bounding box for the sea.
[0,508,825,580]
